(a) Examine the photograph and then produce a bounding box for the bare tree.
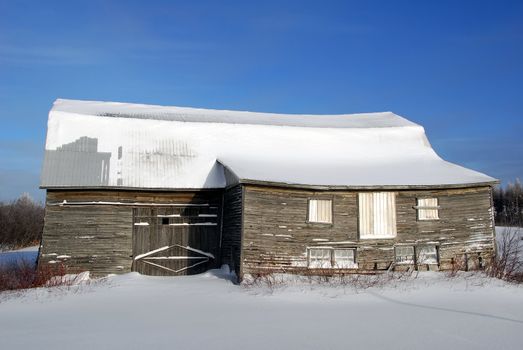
[493,179,523,226]
[0,194,44,249]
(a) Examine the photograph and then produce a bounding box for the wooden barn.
[39,99,498,279]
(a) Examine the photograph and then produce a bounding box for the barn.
[38,99,498,279]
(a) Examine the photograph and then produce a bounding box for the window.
[358,192,397,239]
[416,198,439,220]
[333,249,357,268]
[308,199,332,224]
[308,248,357,268]
[418,245,438,264]
[308,248,332,268]
[395,246,415,264]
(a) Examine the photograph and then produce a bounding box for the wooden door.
[132,205,220,276]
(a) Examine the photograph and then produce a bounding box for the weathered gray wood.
[40,185,496,279]
[221,185,243,277]
[240,185,495,276]
[132,206,220,276]
[39,189,222,277]
[39,204,133,277]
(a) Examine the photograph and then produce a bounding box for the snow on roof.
[52,98,418,129]
[41,99,496,189]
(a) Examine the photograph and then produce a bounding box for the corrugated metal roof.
[41,99,497,189]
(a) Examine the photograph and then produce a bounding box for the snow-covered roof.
[41,99,497,190]
[52,98,417,129]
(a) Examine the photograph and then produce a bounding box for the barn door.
[132,205,219,276]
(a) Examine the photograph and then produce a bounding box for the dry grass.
[242,268,415,293]
[0,261,86,292]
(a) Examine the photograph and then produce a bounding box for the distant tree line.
[0,194,44,249]
[493,179,523,226]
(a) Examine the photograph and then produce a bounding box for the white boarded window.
[308,199,332,224]
[333,249,357,268]
[358,192,397,239]
[417,198,439,220]
[418,246,438,264]
[395,246,415,264]
[308,248,332,268]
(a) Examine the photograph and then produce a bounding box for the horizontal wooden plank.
[239,185,495,275]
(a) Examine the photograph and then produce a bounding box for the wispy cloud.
[0,38,215,66]
[0,44,104,65]
[251,12,374,36]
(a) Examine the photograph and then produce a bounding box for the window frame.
[417,245,439,265]
[394,245,415,264]
[307,247,357,269]
[307,198,334,225]
[358,192,397,239]
[308,248,333,268]
[415,197,440,221]
[394,245,440,265]
[332,248,357,269]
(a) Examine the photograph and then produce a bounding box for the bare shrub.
[241,271,286,292]
[301,268,335,284]
[487,227,523,283]
[0,261,85,292]
[445,255,468,278]
[242,268,415,292]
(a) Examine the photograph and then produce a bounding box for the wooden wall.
[39,189,222,277]
[39,185,496,278]
[131,205,221,276]
[40,202,132,277]
[240,185,495,275]
[221,185,243,278]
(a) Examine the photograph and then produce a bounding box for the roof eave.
[40,179,499,192]
[39,185,224,192]
[236,178,500,191]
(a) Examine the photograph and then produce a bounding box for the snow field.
[0,267,522,350]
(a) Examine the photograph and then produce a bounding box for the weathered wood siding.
[40,185,496,278]
[132,205,221,276]
[241,185,495,275]
[221,185,243,277]
[40,202,132,277]
[39,190,222,277]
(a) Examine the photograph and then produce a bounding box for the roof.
[41,98,497,190]
[52,98,417,129]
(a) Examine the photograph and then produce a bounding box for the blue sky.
[0,0,522,202]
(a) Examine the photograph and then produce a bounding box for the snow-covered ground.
[496,226,523,240]
[1,231,522,349]
[0,245,38,267]
[0,268,522,350]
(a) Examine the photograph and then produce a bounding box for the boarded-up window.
[395,246,414,264]
[417,198,439,220]
[308,199,332,223]
[308,248,332,268]
[358,192,397,238]
[418,245,438,264]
